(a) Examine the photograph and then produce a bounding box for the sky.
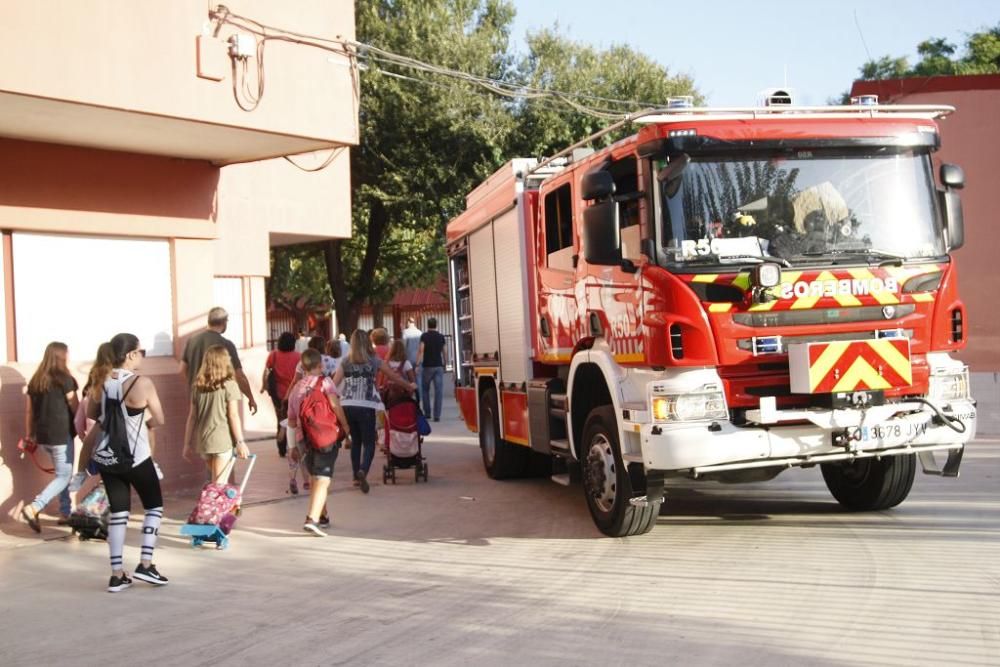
[509,0,999,106]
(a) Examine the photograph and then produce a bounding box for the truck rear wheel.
[821,454,916,511]
[581,406,659,536]
[479,387,527,479]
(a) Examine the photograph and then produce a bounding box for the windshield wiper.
[685,253,792,268]
[798,248,906,267]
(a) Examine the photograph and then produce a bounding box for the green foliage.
[509,29,702,157]
[270,1,703,332]
[858,23,1000,80]
[859,56,909,81]
[268,244,331,305]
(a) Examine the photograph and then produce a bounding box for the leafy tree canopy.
[272,0,702,334]
[860,23,1000,80]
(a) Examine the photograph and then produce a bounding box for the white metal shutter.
[468,223,499,359]
[13,233,174,362]
[493,206,531,384]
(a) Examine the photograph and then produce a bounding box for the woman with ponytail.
[68,342,116,493]
[86,333,169,593]
[20,341,79,532]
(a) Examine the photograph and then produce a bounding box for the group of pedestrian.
[18,306,446,590]
[21,333,170,593]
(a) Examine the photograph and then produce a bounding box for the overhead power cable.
[209,5,667,122]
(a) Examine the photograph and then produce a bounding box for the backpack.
[298,378,342,450]
[69,484,110,541]
[92,375,138,474]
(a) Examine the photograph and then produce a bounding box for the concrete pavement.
[1,396,998,666]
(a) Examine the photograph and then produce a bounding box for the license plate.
[855,420,930,446]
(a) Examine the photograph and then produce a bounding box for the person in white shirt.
[294,330,311,354]
[402,318,423,400]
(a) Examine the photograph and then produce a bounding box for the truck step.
[550,393,568,410]
[549,438,571,455]
[550,473,571,486]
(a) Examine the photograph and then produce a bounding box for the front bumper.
[627,397,976,476]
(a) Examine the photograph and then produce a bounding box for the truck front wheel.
[581,406,659,536]
[479,387,527,479]
[821,454,916,511]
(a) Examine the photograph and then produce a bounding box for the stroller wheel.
[423,463,429,481]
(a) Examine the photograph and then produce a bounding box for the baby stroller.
[382,395,428,484]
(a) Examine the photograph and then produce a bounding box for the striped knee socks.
[108,511,129,572]
[140,507,163,563]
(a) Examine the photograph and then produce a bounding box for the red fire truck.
[445,97,976,536]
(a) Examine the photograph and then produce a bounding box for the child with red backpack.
[287,349,351,536]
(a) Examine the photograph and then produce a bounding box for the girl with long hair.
[333,330,416,493]
[383,339,416,405]
[261,331,298,458]
[183,345,250,483]
[69,342,115,493]
[20,342,80,532]
[86,333,168,592]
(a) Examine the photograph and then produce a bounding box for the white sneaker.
[302,520,326,537]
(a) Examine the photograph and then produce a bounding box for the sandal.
[21,505,41,533]
[289,478,298,495]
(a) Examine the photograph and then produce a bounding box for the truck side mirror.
[582,199,621,265]
[581,171,615,201]
[939,163,965,251]
[940,163,965,190]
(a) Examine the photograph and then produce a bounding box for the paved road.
[1,399,998,666]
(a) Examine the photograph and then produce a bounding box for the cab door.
[579,154,647,364]
[536,180,578,364]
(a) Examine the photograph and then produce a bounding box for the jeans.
[345,407,377,476]
[33,437,74,516]
[421,366,444,420]
[414,365,423,404]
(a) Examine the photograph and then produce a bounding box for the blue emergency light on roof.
[667,96,694,109]
[851,95,879,106]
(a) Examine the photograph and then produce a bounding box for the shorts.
[303,443,340,478]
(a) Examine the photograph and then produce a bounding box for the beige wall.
[0,138,219,237]
[0,0,358,146]
[0,2,356,521]
[214,149,353,276]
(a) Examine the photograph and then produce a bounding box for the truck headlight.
[929,368,970,402]
[651,387,728,423]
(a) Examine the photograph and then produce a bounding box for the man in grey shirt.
[180,306,257,414]
[402,317,423,400]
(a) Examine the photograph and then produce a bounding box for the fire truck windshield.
[657,149,946,268]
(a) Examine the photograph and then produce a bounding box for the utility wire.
[211,6,668,119]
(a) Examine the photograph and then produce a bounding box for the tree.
[323,0,517,334]
[859,56,909,81]
[857,23,1000,81]
[276,3,703,335]
[268,244,333,332]
[509,29,702,158]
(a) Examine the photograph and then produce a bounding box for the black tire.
[821,454,916,511]
[422,463,429,482]
[479,387,528,479]
[580,406,659,537]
